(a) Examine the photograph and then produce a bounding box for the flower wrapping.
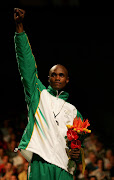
[65,117,91,175]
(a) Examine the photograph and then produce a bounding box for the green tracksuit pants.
[28,153,73,180]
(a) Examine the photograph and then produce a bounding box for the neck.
[56,90,63,98]
[47,85,69,101]
[54,86,68,94]
[55,89,62,93]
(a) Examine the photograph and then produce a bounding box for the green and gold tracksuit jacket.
[14,31,83,174]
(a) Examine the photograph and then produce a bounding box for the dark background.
[1,1,114,149]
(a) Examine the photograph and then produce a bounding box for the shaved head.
[49,64,68,77]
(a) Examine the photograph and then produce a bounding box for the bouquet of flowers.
[65,116,91,175]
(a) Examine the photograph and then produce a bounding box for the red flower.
[71,140,81,149]
[67,129,72,141]
[73,117,83,128]
[72,131,79,140]
[73,117,90,129]
[67,129,79,141]
[82,119,90,129]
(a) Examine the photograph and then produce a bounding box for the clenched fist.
[14,8,25,33]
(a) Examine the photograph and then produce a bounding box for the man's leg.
[28,153,73,180]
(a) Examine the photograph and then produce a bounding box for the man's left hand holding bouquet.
[69,149,80,160]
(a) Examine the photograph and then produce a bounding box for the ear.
[66,77,69,84]
[48,76,50,83]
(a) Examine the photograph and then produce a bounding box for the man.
[14,8,83,180]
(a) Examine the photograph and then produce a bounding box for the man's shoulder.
[64,101,77,118]
[65,101,83,120]
[65,101,77,111]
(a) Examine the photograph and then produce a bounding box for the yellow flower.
[73,128,77,131]
[83,128,86,132]
[77,130,80,133]
[66,125,71,129]
[88,130,91,133]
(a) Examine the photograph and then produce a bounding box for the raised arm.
[14,8,45,105]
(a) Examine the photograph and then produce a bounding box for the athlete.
[14,8,83,180]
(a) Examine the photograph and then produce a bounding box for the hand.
[14,8,25,23]
[14,8,25,33]
[69,148,80,160]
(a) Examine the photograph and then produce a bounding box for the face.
[90,177,96,180]
[3,155,9,164]
[48,65,69,90]
[97,159,103,169]
[89,152,96,163]
[106,149,113,158]
[10,175,17,180]
[6,162,12,171]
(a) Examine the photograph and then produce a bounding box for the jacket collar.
[47,85,69,101]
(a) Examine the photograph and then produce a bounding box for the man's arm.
[14,8,45,105]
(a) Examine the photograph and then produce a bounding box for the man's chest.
[37,90,77,137]
[49,94,76,128]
